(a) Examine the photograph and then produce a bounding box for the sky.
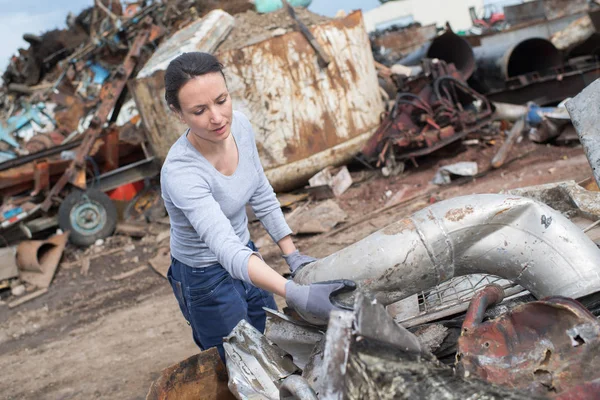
[0,0,382,72]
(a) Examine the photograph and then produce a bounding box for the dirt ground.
[0,139,593,400]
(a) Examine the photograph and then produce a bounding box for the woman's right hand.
[285,280,356,325]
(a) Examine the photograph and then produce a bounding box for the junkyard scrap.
[2,0,600,399]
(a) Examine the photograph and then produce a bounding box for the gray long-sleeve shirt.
[160,110,292,283]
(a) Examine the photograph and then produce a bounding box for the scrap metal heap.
[223,290,600,399]
[207,188,600,399]
[0,1,252,238]
[362,58,493,174]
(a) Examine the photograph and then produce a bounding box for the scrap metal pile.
[362,56,492,175]
[213,189,600,399]
[364,1,600,175]
[0,1,254,239]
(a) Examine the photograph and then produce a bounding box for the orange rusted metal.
[102,126,120,173]
[457,288,600,399]
[31,159,50,196]
[146,348,235,400]
[17,232,70,288]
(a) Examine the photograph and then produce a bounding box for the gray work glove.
[285,280,356,325]
[283,250,317,274]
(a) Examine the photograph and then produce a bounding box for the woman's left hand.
[283,250,317,273]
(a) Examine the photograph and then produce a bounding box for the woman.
[161,52,354,359]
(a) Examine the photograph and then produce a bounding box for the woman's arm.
[247,254,287,297]
[277,235,297,256]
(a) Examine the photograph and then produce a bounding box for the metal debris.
[566,78,600,189]
[457,285,600,399]
[16,231,70,288]
[362,58,493,171]
[431,161,478,185]
[224,319,300,399]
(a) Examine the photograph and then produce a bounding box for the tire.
[58,189,117,247]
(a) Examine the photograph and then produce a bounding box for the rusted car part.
[566,78,600,189]
[132,11,383,192]
[146,347,235,400]
[316,293,534,400]
[471,38,563,93]
[361,59,492,169]
[16,231,69,288]
[397,27,476,80]
[40,26,151,212]
[457,286,600,399]
[293,194,600,313]
[223,319,300,399]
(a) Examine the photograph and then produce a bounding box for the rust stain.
[457,294,600,399]
[493,207,511,218]
[445,206,474,222]
[382,219,416,235]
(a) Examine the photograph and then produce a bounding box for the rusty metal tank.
[131,10,383,192]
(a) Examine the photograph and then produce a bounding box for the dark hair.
[164,52,225,111]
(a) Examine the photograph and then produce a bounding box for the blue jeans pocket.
[187,267,232,306]
[167,266,190,321]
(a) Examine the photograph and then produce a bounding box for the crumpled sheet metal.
[318,293,533,400]
[263,308,324,370]
[224,319,300,400]
[457,287,600,399]
[507,180,600,220]
[17,231,69,288]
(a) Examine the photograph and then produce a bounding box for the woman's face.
[174,72,233,144]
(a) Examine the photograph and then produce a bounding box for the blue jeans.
[167,241,277,360]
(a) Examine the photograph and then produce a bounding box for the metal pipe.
[472,38,563,92]
[492,102,528,122]
[398,29,475,79]
[279,375,318,400]
[461,284,504,332]
[294,194,600,309]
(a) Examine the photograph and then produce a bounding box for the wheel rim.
[70,195,107,236]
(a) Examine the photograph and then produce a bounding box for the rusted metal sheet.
[132,11,383,192]
[457,286,600,399]
[146,347,234,400]
[371,24,437,63]
[17,232,69,288]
